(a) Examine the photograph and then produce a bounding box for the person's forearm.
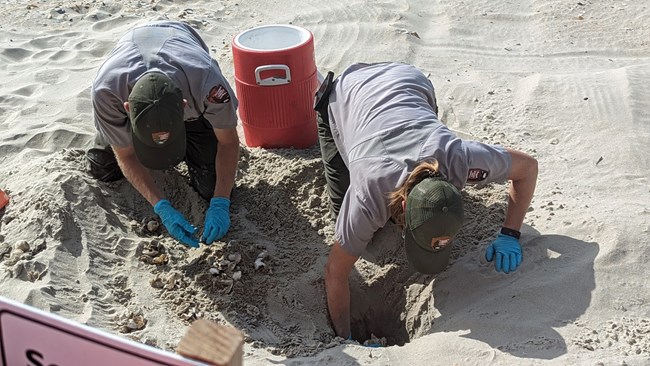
[503,165,538,231]
[325,264,351,338]
[115,154,164,206]
[213,141,239,198]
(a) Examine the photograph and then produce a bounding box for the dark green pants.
[86,117,218,201]
[316,94,350,217]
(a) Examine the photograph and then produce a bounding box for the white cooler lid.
[234,24,311,51]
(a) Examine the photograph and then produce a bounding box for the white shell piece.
[142,248,159,257]
[254,257,266,270]
[126,320,139,330]
[228,252,242,264]
[14,241,30,252]
[146,220,159,232]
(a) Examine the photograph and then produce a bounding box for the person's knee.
[86,148,123,182]
[188,167,216,202]
[195,185,213,202]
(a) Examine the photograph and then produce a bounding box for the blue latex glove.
[201,197,231,244]
[485,233,522,273]
[153,199,199,248]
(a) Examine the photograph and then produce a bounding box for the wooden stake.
[177,319,244,366]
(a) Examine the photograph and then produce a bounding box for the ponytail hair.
[388,160,441,226]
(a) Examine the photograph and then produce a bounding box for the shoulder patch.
[207,85,231,103]
[467,168,489,182]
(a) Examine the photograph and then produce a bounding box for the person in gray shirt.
[86,21,240,248]
[314,62,538,339]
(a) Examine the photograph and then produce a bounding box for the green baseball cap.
[128,72,186,170]
[403,177,464,274]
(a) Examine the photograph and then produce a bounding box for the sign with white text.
[0,297,205,366]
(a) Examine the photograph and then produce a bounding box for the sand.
[1,0,649,365]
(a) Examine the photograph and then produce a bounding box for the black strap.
[500,227,521,239]
[313,71,335,111]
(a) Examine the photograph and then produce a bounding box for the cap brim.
[132,132,186,170]
[403,228,453,275]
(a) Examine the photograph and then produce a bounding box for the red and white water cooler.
[232,25,319,148]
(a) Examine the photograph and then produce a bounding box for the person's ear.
[123,101,130,113]
[402,199,406,212]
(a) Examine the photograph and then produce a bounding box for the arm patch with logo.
[207,85,231,103]
[467,168,489,182]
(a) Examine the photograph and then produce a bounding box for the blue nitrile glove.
[153,199,199,248]
[201,197,231,244]
[485,233,522,274]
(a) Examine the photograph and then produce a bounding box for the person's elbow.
[112,144,137,163]
[507,148,538,182]
[525,154,538,179]
[214,127,240,147]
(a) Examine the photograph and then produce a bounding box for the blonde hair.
[388,160,441,226]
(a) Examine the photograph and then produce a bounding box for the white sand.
[1,0,649,365]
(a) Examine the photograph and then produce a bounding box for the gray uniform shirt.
[92,21,238,147]
[327,62,512,256]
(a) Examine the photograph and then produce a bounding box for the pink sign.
[0,297,205,366]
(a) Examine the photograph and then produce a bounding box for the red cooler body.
[232,25,318,148]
